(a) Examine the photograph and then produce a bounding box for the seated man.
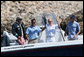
[1,31,10,47]
[46,19,59,42]
[65,15,80,40]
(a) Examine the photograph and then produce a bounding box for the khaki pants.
[25,40,29,44]
[28,39,38,44]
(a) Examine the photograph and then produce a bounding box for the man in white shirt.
[46,19,58,42]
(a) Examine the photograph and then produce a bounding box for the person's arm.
[42,16,47,27]
[18,36,23,45]
[25,34,29,41]
[57,18,62,28]
[74,31,80,38]
[25,28,30,41]
[18,36,25,45]
[12,24,18,37]
[74,23,80,38]
[40,27,46,32]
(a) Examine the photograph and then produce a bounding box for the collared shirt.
[46,24,58,38]
[26,26,42,40]
[20,24,24,37]
[66,21,80,39]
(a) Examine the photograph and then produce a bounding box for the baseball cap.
[16,17,23,21]
[70,15,76,19]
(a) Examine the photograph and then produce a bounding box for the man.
[65,15,80,40]
[46,19,59,42]
[26,19,45,44]
[1,30,10,47]
[12,17,26,45]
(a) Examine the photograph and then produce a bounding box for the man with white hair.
[46,19,59,42]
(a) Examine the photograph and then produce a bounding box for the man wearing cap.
[12,17,26,45]
[65,15,80,40]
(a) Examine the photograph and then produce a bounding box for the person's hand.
[58,18,62,28]
[18,36,21,39]
[73,35,77,39]
[26,37,29,41]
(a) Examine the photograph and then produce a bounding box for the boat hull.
[1,44,83,56]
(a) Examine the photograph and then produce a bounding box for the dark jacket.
[12,22,26,39]
[1,35,10,47]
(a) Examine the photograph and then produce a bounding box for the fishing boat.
[1,13,83,56]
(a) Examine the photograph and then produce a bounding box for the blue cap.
[70,15,76,19]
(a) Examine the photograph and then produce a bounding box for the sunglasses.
[48,21,52,22]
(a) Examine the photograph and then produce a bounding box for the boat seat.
[3,31,18,46]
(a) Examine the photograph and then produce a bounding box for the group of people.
[1,15,80,47]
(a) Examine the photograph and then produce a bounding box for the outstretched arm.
[40,27,46,32]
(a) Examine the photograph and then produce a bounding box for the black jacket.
[12,22,26,39]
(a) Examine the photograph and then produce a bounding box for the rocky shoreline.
[1,1,83,34]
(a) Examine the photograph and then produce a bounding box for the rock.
[1,1,83,34]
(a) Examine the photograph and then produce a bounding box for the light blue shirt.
[26,26,42,40]
[66,21,80,39]
[46,24,58,37]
